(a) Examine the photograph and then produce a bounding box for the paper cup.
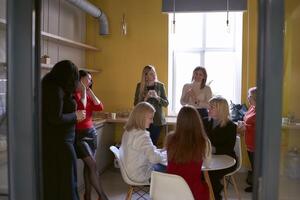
[111,113,116,119]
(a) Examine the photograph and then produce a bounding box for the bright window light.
[168,12,243,115]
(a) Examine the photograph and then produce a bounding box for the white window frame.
[168,12,243,116]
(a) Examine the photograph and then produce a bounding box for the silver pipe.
[66,0,109,35]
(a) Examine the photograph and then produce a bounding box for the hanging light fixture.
[226,0,230,33]
[172,0,176,34]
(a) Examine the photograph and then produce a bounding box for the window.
[168,12,243,115]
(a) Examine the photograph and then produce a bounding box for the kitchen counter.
[93,116,177,127]
[282,123,300,130]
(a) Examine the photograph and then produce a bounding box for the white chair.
[150,171,195,200]
[109,146,150,200]
[223,136,242,200]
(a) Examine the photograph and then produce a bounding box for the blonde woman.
[205,96,237,200]
[238,87,257,192]
[120,102,166,183]
[166,105,211,200]
[180,66,212,120]
[134,65,169,145]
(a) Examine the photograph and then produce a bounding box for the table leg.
[204,171,215,200]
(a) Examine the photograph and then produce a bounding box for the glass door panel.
[279,1,300,199]
[0,0,8,199]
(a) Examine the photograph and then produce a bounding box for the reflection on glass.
[0,0,7,196]
[279,1,300,199]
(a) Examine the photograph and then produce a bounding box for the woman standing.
[180,66,212,120]
[205,96,237,200]
[134,65,169,145]
[42,60,86,200]
[74,70,107,200]
[239,87,257,192]
[166,105,211,200]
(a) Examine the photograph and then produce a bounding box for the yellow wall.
[86,0,300,170]
[241,0,258,102]
[86,0,168,112]
[85,1,300,119]
[86,0,259,111]
[283,0,300,119]
[282,0,300,152]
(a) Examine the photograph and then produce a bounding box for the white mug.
[282,117,289,124]
[111,113,116,119]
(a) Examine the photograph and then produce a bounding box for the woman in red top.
[239,87,257,193]
[74,70,106,200]
[165,105,211,200]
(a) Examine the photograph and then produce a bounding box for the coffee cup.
[111,113,116,119]
[282,117,289,124]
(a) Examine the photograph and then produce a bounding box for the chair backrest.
[227,135,242,176]
[109,145,149,186]
[150,171,195,200]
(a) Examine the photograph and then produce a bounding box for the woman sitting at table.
[204,96,237,200]
[119,102,166,183]
[165,105,211,200]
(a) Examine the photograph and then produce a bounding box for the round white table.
[202,155,236,200]
[202,154,236,171]
[160,153,236,171]
[160,152,236,200]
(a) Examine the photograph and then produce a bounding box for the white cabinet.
[95,123,115,174]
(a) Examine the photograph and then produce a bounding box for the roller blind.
[162,0,247,12]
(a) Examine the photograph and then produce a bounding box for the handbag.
[230,101,248,122]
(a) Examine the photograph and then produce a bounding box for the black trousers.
[208,162,237,200]
[247,151,254,185]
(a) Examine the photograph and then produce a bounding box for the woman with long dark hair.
[180,66,212,121]
[74,70,107,200]
[42,60,86,200]
[166,105,211,200]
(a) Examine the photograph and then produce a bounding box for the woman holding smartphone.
[74,70,107,200]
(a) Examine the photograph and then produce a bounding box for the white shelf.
[41,63,101,73]
[41,31,100,51]
[0,18,100,51]
[1,62,100,73]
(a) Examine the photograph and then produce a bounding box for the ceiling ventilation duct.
[66,0,109,35]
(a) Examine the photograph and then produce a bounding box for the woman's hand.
[78,81,86,93]
[86,87,92,96]
[76,110,86,122]
[186,88,196,100]
[237,120,246,134]
[145,90,159,101]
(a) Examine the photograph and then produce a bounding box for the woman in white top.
[180,66,212,120]
[120,102,166,183]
